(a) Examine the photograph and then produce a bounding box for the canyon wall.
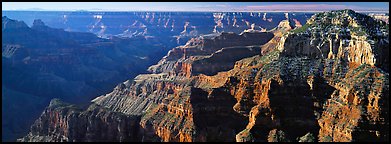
[19,10,389,142]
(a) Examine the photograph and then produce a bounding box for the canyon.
[18,9,388,142]
[2,11,312,141]
[2,16,174,141]
[2,11,312,44]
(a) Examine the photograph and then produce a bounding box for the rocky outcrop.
[191,46,262,76]
[285,9,389,72]
[225,10,389,142]
[368,13,389,24]
[91,73,188,116]
[226,54,388,142]
[318,63,389,142]
[148,31,274,77]
[18,99,141,142]
[2,16,29,31]
[267,129,290,142]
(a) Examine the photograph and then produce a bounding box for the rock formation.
[18,99,141,142]
[19,9,389,142]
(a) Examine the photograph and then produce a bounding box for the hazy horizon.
[2,2,389,12]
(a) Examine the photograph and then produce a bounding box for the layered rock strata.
[20,10,389,142]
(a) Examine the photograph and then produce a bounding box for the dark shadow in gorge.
[351,83,389,142]
[190,87,247,142]
[266,76,335,141]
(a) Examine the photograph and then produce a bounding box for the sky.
[2,2,389,12]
